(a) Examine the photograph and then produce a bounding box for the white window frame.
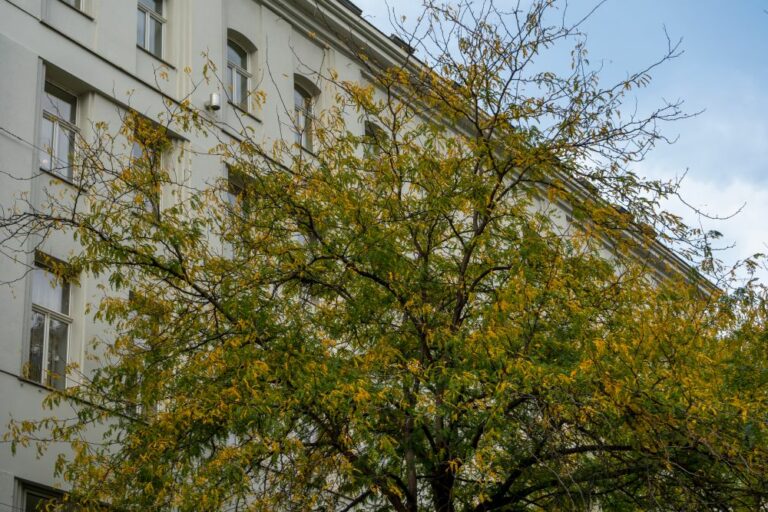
[294,83,314,152]
[137,0,165,58]
[40,82,78,181]
[226,39,251,111]
[27,259,72,390]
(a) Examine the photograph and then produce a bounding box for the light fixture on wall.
[205,92,221,111]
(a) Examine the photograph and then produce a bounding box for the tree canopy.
[4,1,768,511]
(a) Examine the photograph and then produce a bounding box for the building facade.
[0,0,404,508]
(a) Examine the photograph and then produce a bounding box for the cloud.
[646,73,768,187]
[638,159,768,281]
[637,73,768,281]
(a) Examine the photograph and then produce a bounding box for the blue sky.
[353,0,768,281]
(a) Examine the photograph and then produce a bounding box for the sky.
[352,0,768,282]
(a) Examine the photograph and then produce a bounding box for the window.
[130,140,162,215]
[137,0,164,58]
[126,114,172,217]
[364,120,387,157]
[123,291,160,418]
[294,83,314,151]
[27,257,71,390]
[20,482,85,511]
[226,165,256,211]
[39,82,77,180]
[60,0,82,10]
[22,484,65,512]
[227,40,250,110]
[226,166,245,206]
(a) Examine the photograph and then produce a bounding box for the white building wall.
[0,0,383,506]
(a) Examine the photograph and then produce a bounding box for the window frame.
[21,482,66,512]
[27,256,72,390]
[226,166,245,205]
[127,114,171,217]
[137,0,165,58]
[364,120,387,158]
[60,0,83,11]
[39,81,78,181]
[123,290,162,418]
[226,39,251,111]
[226,164,255,211]
[294,83,314,152]
[130,139,163,215]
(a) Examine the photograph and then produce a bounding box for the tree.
[4,1,768,510]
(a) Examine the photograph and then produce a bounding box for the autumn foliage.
[4,1,768,511]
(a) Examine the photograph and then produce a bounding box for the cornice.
[263,0,419,71]
[260,0,717,294]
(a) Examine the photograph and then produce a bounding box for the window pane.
[31,266,70,314]
[364,121,385,157]
[302,124,312,150]
[28,311,45,383]
[227,168,245,206]
[294,88,306,145]
[144,189,158,213]
[61,280,70,314]
[294,108,304,146]
[131,142,159,212]
[226,65,234,97]
[48,318,68,389]
[25,492,45,512]
[131,142,161,174]
[139,0,161,15]
[149,17,162,57]
[56,125,75,179]
[137,9,146,47]
[24,489,63,512]
[43,83,76,123]
[131,141,144,163]
[294,88,306,112]
[39,116,54,171]
[227,41,247,69]
[237,71,248,109]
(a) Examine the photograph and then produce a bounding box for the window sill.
[136,45,176,70]
[299,146,317,158]
[16,374,61,392]
[228,101,262,124]
[39,167,83,191]
[57,0,95,21]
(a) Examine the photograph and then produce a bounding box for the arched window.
[294,81,315,151]
[227,39,250,110]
